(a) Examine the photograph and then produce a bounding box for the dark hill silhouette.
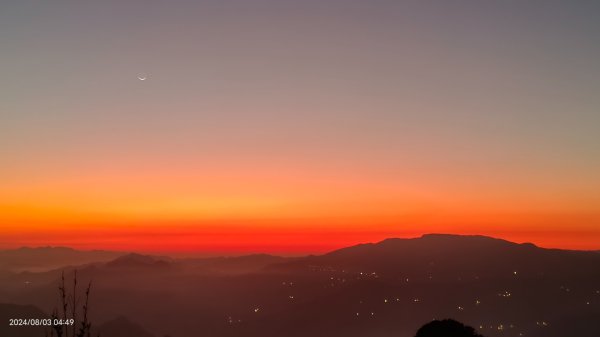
[270,234,600,282]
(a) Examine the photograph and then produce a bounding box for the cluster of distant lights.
[498,290,512,298]
[315,268,534,283]
[477,323,530,336]
[12,255,599,336]
[222,269,599,332]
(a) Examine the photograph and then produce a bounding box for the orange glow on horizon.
[2,162,599,253]
[1,215,599,254]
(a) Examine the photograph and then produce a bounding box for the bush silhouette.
[415,319,483,337]
[46,270,97,337]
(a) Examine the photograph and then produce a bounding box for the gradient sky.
[1,1,599,253]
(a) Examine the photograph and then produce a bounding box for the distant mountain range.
[272,234,599,280]
[0,234,598,337]
[0,246,123,273]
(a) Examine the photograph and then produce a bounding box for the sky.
[1,0,599,253]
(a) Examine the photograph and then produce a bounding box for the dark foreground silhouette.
[416,319,483,337]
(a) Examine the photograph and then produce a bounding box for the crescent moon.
[137,76,147,81]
